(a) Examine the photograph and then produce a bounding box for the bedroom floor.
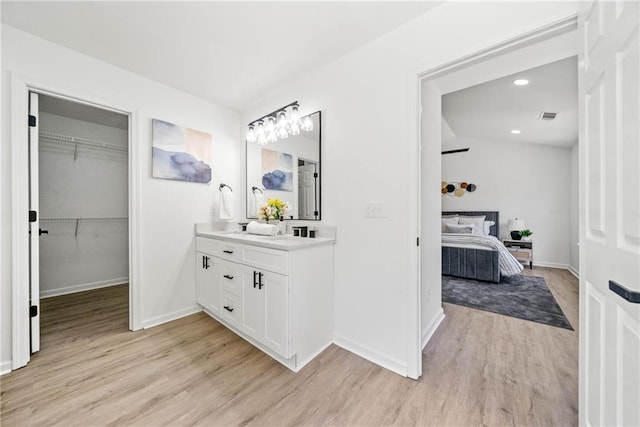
[1,267,578,426]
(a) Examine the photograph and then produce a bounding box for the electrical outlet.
[364,202,386,218]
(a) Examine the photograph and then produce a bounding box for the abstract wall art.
[152,119,212,183]
[442,181,477,197]
[261,148,293,192]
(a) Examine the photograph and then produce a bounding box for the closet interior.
[38,94,129,304]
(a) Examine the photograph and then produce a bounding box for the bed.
[442,211,523,283]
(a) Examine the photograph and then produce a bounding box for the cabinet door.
[196,252,221,317]
[196,252,212,309]
[262,271,289,358]
[240,267,262,341]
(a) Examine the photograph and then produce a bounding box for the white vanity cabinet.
[195,231,335,372]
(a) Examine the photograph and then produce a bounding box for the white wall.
[240,2,578,375]
[442,136,572,267]
[570,143,579,275]
[1,24,242,367]
[39,112,128,297]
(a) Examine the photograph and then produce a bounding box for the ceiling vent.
[538,111,558,121]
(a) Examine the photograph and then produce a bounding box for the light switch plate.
[364,202,386,218]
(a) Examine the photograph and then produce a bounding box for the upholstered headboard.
[442,211,500,237]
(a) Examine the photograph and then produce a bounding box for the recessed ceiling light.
[511,129,521,134]
[513,79,529,86]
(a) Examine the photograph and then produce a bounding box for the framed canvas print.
[152,119,212,183]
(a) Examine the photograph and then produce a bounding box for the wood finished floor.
[1,267,578,426]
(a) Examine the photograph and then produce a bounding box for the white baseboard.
[333,333,407,377]
[141,305,202,329]
[40,278,128,298]
[533,261,569,270]
[568,265,579,279]
[0,360,12,376]
[422,308,445,350]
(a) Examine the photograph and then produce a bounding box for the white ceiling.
[442,56,578,148]
[1,1,439,111]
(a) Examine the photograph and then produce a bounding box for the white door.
[580,1,640,425]
[28,91,41,354]
[195,252,213,310]
[297,162,317,220]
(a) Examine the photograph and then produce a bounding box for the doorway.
[32,93,130,354]
[10,76,140,370]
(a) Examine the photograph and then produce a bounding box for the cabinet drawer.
[509,249,532,259]
[221,291,240,327]
[219,242,240,261]
[196,237,220,255]
[240,246,288,275]
[220,260,241,296]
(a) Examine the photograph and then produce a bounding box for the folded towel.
[219,189,234,220]
[247,221,279,236]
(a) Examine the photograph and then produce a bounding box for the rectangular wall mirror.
[246,111,321,220]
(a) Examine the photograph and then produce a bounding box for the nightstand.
[502,239,533,269]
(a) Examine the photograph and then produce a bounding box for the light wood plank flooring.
[1,268,578,426]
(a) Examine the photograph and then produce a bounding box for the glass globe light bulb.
[288,105,300,126]
[255,121,265,137]
[277,111,288,130]
[246,125,256,143]
[301,115,313,132]
[266,116,276,133]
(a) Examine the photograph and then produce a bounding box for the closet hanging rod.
[39,131,128,153]
[219,183,233,192]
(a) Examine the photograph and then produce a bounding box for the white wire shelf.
[39,217,128,237]
[39,131,128,160]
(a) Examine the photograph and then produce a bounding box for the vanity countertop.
[196,230,335,251]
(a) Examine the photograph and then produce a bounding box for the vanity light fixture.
[246,101,312,145]
[511,129,521,134]
[513,78,529,86]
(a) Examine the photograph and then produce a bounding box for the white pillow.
[459,216,486,236]
[441,216,459,232]
[445,224,475,234]
[483,220,496,235]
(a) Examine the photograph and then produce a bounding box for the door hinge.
[30,305,38,317]
[417,237,420,246]
[313,172,318,178]
[29,210,37,222]
[28,115,37,127]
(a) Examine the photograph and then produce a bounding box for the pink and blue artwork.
[152,119,212,183]
[261,148,293,192]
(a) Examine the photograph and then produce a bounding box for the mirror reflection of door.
[297,159,318,220]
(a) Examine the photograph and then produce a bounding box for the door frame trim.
[409,13,578,378]
[9,71,142,370]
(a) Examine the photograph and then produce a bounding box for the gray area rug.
[442,274,573,330]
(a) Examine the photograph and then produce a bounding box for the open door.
[28,91,41,354]
[297,162,318,220]
[579,1,640,425]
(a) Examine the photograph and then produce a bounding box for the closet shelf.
[39,131,127,160]
[40,217,128,222]
[39,217,127,238]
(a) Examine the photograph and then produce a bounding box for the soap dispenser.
[278,217,286,235]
